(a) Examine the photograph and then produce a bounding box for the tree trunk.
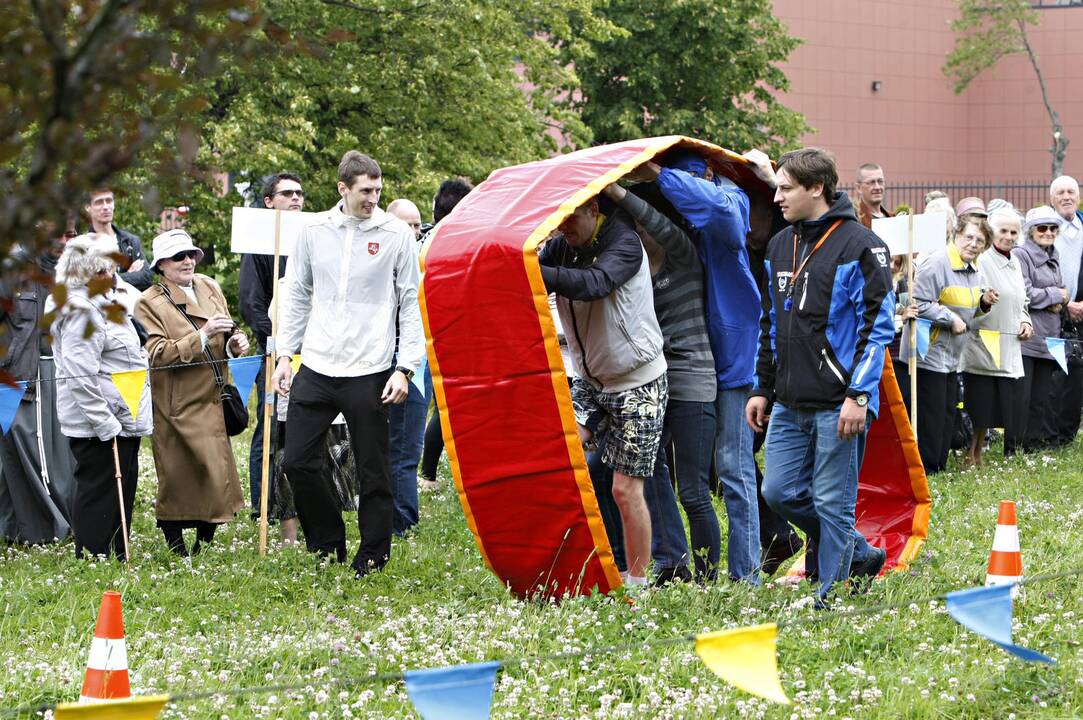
[1017,19,1069,179]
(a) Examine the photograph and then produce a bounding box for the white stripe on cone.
[991,524,1020,552]
[84,637,129,671]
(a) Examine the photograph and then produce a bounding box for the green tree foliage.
[944,0,1068,178]
[562,0,807,155]
[0,0,264,266]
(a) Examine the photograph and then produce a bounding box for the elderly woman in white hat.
[134,229,249,556]
[52,234,152,560]
[1013,206,1070,453]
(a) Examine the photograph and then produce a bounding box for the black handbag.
[163,285,249,436]
[1061,311,1083,369]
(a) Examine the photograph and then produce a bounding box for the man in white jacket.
[272,150,424,576]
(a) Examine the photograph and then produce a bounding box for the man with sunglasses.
[84,188,154,291]
[238,172,305,524]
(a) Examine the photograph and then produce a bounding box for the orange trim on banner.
[880,355,930,571]
[416,259,496,577]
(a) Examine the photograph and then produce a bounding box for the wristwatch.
[853,393,869,407]
[395,365,415,381]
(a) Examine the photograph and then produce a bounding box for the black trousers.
[1021,356,1064,452]
[419,405,444,481]
[896,364,957,475]
[1056,363,1083,446]
[69,435,140,561]
[283,366,392,572]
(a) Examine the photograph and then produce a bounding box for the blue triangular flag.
[404,661,500,720]
[915,318,932,360]
[945,584,1055,663]
[0,382,27,435]
[1046,337,1068,375]
[412,355,427,399]
[227,356,263,405]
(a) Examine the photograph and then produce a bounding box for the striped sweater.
[616,192,716,402]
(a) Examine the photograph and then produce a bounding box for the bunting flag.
[404,660,500,720]
[979,329,1001,369]
[412,354,428,399]
[695,623,790,705]
[227,356,262,406]
[1046,337,1069,375]
[290,354,302,374]
[110,370,147,422]
[0,381,27,435]
[915,318,932,360]
[945,584,1055,664]
[54,695,170,719]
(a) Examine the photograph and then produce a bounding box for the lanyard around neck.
[789,219,843,294]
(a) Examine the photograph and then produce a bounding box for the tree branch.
[1017,17,1068,176]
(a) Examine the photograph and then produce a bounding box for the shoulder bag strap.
[159,283,226,389]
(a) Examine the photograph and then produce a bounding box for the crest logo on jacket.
[776,271,793,291]
[871,246,889,267]
[368,242,380,256]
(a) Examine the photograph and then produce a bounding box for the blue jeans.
[248,356,276,517]
[589,432,690,575]
[761,403,874,598]
[714,387,761,583]
[664,399,720,581]
[388,381,427,536]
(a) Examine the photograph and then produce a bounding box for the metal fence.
[884,181,1050,215]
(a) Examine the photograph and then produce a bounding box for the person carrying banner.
[747,148,894,606]
[538,194,667,589]
[272,150,424,577]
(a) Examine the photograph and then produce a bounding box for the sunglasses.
[169,250,200,262]
[273,189,305,199]
[1034,224,1059,234]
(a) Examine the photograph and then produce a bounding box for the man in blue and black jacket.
[746,148,895,606]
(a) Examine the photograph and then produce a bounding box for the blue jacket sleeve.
[751,257,777,400]
[847,243,895,400]
[657,168,750,252]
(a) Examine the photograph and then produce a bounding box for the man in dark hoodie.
[746,148,894,606]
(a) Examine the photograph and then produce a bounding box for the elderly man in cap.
[1051,175,1083,445]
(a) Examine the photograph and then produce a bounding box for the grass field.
[1,431,1082,719]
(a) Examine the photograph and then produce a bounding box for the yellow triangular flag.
[290,354,302,373]
[979,329,1001,369]
[111,370,147,422]
[695,623,791,705]
[54,694,170,719]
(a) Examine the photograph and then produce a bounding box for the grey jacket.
[539,210,666,393]
[1014,238,1065,361]
[960,248,1030,378]
[900,243,986,373]
[52,288,152,440]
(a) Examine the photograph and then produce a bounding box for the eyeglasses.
[61,230,78,239]
[272,189,305,199]
[169,250,200,262]
[1034,224,1059,234]
[859,179,885,187]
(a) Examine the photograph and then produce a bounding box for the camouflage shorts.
[571,374,668,478]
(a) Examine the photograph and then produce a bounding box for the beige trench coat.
[135,275,244,523]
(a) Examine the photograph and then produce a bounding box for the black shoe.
[653,565,693,587]
[848,546,886,593]
[762,532,803,576]
[813,596,833,611]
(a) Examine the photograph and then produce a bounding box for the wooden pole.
[907,212,918,433]
[111,438,131,566]
[258,209,282,556]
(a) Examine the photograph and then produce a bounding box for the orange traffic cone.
[79,591,131,703]
[985,500,1023,590]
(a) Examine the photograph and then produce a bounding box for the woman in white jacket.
[52,234,152,560]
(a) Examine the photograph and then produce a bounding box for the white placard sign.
[871,213,948,256]
[229,207,325,256]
